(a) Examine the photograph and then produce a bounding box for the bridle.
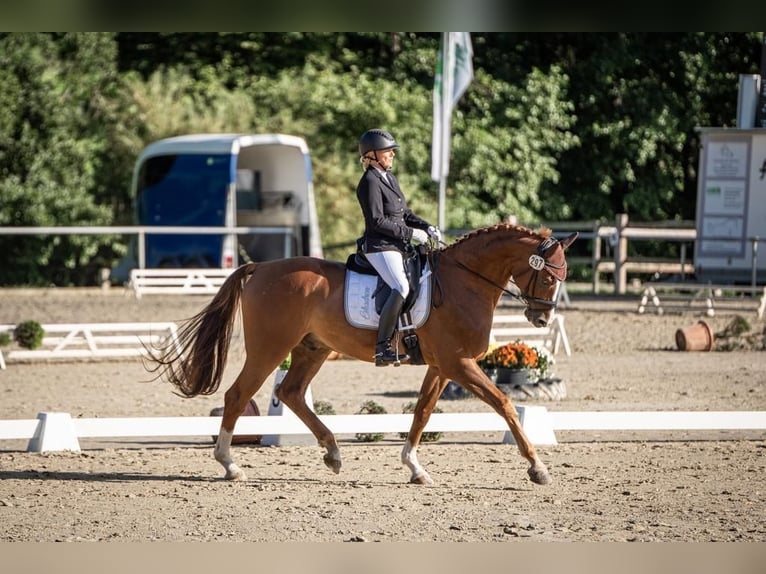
[452,236,566,310]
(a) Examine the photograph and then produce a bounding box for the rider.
[355,128,442,366]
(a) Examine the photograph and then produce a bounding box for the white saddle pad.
[344,264,432,330]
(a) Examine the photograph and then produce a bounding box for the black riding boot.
[374,290,409,367]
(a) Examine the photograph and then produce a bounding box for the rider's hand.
[410,228,428,245]
[427,225,442,243]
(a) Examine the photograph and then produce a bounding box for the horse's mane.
[442,223,552,253]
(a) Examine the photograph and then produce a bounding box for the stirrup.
[374,346,408,367]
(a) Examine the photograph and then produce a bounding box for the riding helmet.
[359,129,399,156]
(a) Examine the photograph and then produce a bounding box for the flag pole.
[437,32,452,231]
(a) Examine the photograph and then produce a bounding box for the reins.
[446,236,565,309]
[453,259,528,300]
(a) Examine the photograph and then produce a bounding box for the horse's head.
[515,231,578,327]
[442,224,578,328]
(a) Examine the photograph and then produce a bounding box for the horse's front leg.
[401,365,449,485]
[450,358,551,486]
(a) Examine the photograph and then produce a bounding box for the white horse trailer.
[129,133,322,271]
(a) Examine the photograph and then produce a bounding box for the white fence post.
[502,406,558,445]
[26,412,81,452]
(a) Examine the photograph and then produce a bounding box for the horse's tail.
[145,263,257,397]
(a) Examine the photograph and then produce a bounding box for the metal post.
[752,237,760,293]
[138,229,146,269]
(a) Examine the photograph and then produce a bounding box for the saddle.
[344,245,432,364]
[345,244,425,314]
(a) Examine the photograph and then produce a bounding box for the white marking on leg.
[214,427,246,481]
[401,441,432,484]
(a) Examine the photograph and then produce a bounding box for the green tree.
[1,32,763,285]
[0,33,129,285]
[501,33,764,222]
[447,65,577,228]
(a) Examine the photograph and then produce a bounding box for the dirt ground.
[0,287,764,542]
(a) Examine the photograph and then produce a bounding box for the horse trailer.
[116,133,322,277]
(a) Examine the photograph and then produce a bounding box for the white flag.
[431,32,474,182]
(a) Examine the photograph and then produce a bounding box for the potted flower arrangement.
[477,340,551,387]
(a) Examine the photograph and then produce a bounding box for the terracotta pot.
[675,320,714,352]
[209,399,262,445]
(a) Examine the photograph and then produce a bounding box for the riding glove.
[427,225,442,243]
[410,228,428,245]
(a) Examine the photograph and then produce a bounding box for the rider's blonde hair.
[360,155,373,170]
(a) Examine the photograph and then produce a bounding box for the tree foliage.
[0,33,128,285]
[0,32,762,285]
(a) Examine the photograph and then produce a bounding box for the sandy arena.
[0,288,764,542]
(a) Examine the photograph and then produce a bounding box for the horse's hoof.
[527,465,551,485]
[323,453,342,474]
[409,472,434,485]
[224,465,247,481]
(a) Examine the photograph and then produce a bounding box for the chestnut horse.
[146,224,577,486]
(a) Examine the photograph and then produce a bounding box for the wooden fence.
[2,217,763,296]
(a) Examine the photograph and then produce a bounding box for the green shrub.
[355,400,386,442]
[716,315,751,339]
[14,321,45,350]
[0,332,11,347]
[313,400,336,415]
[399,402,443,442]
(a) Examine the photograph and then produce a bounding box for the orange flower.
[477,341,549,374]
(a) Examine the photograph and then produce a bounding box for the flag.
[431,32,474,183]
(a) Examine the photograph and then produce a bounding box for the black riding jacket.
[355,167,431,254]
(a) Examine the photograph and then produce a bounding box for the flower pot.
[675,320,714,352]
[209,399,262,445]
[495,367,532,386]
[440,380,469,400]
[481,367,497,382]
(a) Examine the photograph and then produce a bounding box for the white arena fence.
[490,313,571,356]
[129,268,235,298]
[0,323,180,370]
[0,311,570,372]
[1,321,762,452]
[2,408,765,453]
[636,282,766,319]
[9,216,763,297]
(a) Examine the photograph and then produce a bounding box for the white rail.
[2,410,765,453]
[0,322,179,368]
[129,268,235,298]
[490,314,571,356]
[2,219,763,295]
[637,283,766,318]
[0,225,294,269]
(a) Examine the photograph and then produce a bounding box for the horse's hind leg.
[214,357,275,481]
[400,365,449,485]
[273,339,340,473]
